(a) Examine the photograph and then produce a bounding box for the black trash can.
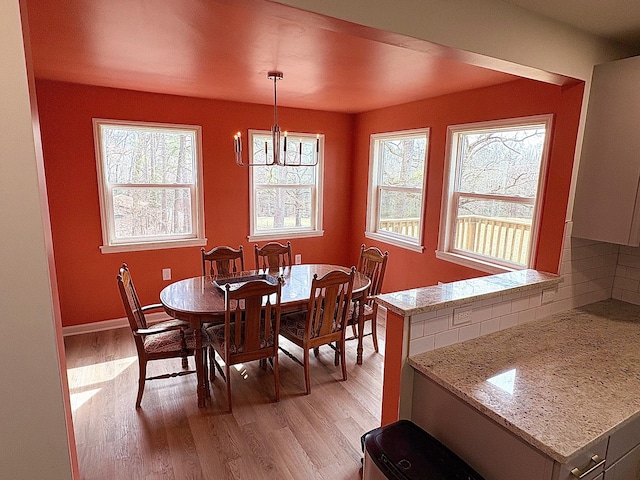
[361,420,485,480]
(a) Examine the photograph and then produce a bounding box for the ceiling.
[24,0,639,114]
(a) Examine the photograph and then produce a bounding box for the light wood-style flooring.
[64,319,385,479]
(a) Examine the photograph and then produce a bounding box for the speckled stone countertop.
[376,269,560,317]
[408,298,640,464]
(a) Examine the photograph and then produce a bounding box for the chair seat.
[143,324,197,354]
[205,323,274,354]
[279,312,307,340]
[348,302,374,324]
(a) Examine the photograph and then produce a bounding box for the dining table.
[160,263,371,407]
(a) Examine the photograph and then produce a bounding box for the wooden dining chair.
[254,241,292,270]
[347,244,388,355]
[116,263,198,408]
[205,279,282,412]
[279,268,355,394]
[201,245,244,276]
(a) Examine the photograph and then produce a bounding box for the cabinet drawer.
[604,443,640,480]
[607,417,640,465]
[556,438,607,480]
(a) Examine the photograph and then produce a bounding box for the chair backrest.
[224,279,282,360]
[117,263,148,332]
[356,244,388,297]
[254,241,292,270]
[202,245,244,276]
[306,268,355,340]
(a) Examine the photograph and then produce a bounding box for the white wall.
[0,1,74,479]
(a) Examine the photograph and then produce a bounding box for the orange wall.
[36,80,355,327]
[36,78,583,327]
[350,79,585,292]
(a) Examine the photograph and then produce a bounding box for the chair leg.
[313,347,320,358]
[303,348,311,395]
[356,313,365,365]
[334,342,339,366]
[340,340,347,381]
[209,347,216,382]
[136,357,147,409]
[273,355,280,402]
[371,316,379,353]
[225,362,232,412]
[181,355,189,369]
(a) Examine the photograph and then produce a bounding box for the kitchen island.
[408,299,640,480]
[374,268,561,425]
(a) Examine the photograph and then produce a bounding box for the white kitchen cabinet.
[604,443,640,479]
[411,372,640,480]
[604,420,640,479]
[572,55,640,245]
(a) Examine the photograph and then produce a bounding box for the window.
[249,130,324,240]
[366,129,429,252]
[94,119,205,253]
[437,115,552,272]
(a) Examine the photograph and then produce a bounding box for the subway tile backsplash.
[408,221,622,356]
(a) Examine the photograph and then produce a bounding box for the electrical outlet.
[162,268,171,281]
[453,305,473,326]
[541,287,557,304]
[295,254,302,265]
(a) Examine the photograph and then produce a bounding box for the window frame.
[248,129,324,242]
[365,128,430,253]
[93,118,206,253]
[436,114,553,273]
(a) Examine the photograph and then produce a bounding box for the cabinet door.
[606,415,640,465]
[572,55,640,245]
[554,441,607,480]
[604,443,640,480]
[411,373,555,480]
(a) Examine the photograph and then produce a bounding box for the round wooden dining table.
[160,264,371,407]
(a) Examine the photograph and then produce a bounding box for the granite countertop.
[376,269,560,317]
[408,298,640,464]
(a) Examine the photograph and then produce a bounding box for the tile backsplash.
[613,245,640,304]
[408,221,623,356]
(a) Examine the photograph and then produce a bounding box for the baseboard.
[63,306,387,337]
[62,312,171,337]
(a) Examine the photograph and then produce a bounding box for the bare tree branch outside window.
[99,122,198,244]
[251,132,320,235]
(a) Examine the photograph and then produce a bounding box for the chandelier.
[234,71,319,167]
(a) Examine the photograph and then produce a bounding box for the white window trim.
[437,114,553,273]
[366,128,429,252]
[248,129,324,241]
[93,119,206,253]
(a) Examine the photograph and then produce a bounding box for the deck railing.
[454,215,531,265]
[378,218,421,238]
[379,215,531,265]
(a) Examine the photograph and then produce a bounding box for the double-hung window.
[94,119,205,253]
[437,115,552,272]
[366,129,429,252]
[249,130,324,241]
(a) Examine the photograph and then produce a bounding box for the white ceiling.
[502,0,640,50]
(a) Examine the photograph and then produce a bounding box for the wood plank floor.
[64,318,385,480]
